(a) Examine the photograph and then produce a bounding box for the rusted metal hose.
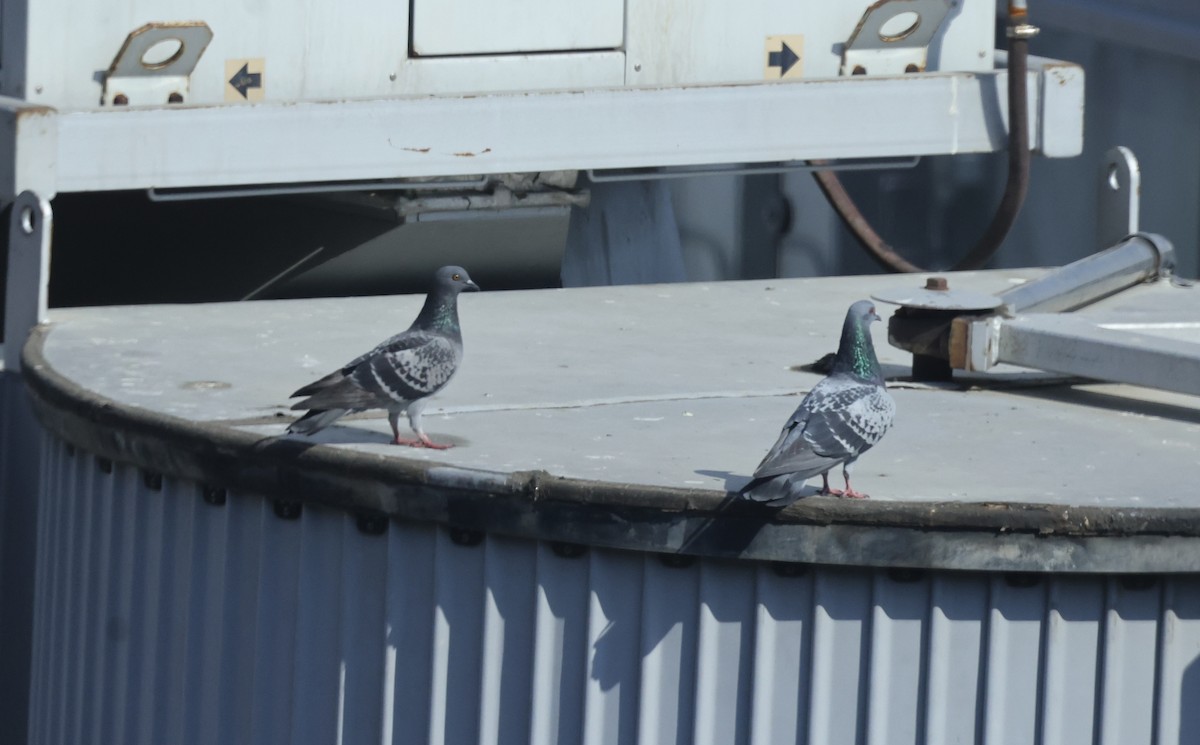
[813,15,1039,273]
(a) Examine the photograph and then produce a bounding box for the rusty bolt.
[925,277,949,291]
[113,94,129,106]
[167,92,183,104]
[852,65,867,76]
[905,63,920,73]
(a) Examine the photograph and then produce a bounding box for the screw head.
[924,277,949,291]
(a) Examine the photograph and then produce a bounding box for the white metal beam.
[32,59,1084,196]
[994,314,1200,397]
[0,99,57,201]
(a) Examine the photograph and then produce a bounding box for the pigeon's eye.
[452,273,461,281]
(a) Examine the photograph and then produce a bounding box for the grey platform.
[25,271,1200,572]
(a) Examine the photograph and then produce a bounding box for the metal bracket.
[1097,146,1140,249]
[840,0,954,76]
[102,22,214,106]
[877,234,1185,387]
[3,192,52,371]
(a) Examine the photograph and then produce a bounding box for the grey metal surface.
[37,271,1200,510]
[26,441,1200,745]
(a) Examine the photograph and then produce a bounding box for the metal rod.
[999,233,1175,314]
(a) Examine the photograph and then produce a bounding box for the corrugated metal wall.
[0,373,40,745]
[28,435,1200,745]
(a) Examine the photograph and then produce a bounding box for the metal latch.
[840,0,954,76]
[103,22,214,106]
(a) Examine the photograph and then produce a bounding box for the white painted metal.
[0,99,57,199]
[996,313,1200,396]
[3,191,51,370]
[28,437,1200,744]
[624,0,996,86]
[29,62,1083,198]
[1097,146,1141,248]
[411,0,623,56]
[1,0,997,108]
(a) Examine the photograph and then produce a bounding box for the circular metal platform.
[23,272,1200,572]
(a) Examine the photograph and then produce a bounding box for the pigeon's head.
[848,299,882,325]
[432,265,481,294]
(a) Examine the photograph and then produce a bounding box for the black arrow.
[229,63,262,99]
[768,42,800,77]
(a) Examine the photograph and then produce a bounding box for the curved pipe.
[813,31,1034,273]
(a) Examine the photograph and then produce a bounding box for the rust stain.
[453,147,491,158]
[401,147,431,153]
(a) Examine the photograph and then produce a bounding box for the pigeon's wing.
[752,379,893,480]
[290,331,461,410]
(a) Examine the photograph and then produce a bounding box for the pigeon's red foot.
[841,488,869,499]
[392,435,454,450]
[819,486,845,497]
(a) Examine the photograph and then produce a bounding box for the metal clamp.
[103,22,214,106]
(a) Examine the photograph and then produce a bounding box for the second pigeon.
[739,299,895,504]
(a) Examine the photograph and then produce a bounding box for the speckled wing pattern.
[291,330,462,411]
[752,375,895,481]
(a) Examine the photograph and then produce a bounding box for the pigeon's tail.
[287,408,349,436]
[738,474,803,507]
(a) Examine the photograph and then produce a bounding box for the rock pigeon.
[287,265,479,448]
[740,300,895,504]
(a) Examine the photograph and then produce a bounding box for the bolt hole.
[887,567,925,583]
[1004,572,1041,588]
[905,63,920,73]
[19,206,35,235]
[852,65,867,76]
[772,562,809,577]
[879,11,921,42]
[449,527,485,547]
[202,486,227,506]
[167,92,183,104]
[141,38,184,69]
[273,500,302,520]
[658,553,694,568]
[356,512,388,536]
[113,94,129,106]
[551,542,587,559]
[1119,575,1157,591]
[1107,163,1121,191]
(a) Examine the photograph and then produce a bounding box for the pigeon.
[287,265,479,448]
[740,300,895,504]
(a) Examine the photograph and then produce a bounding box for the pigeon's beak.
[464,279,481,292]
[871,310,882,322]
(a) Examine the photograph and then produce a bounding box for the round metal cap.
[873,277,1004,311]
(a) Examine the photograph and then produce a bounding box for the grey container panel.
[29,437,1200,745]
